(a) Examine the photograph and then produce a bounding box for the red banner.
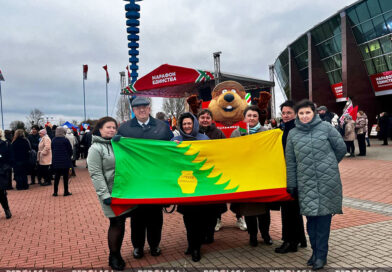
[128,64,214,93]
[331,82,343,99]
[370,71,392,95]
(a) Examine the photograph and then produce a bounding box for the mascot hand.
[187,95,203,115]
[253,91,271,111]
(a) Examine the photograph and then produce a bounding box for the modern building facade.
[274,0,392,124]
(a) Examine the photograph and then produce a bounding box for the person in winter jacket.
[51,127,72,196]
[27,125,40,184]
[275,100,307,254]
[317,106,339,127]
[355,111,367,156]
[0,130,12,219]
[285,100,346,270]
[65,128,77,176]
[172,112,209,262]
[38,129,52,186]
[343,115,356,157]
[378,112,389,145]
[87,116,133,271]
[11,129,30,190]
[230,105,272,247]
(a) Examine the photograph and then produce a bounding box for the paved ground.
[0,139,391,270]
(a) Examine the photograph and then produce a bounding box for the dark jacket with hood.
[28,133,40,152]
[171,113,209,214]
[0,140,12,189]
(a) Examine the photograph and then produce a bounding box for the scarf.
[249,122,261,134]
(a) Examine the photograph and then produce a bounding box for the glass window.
[361,21,377,41]
[379,0,392,12]
[299,68,308,81]
[295,52,308,70]
[367,0,382,18]
[327,72,335,83]
[384,53,392,70]
[356,2,371,23]
[365,59,376,74]
[379,36,392,53]
[352,25,366,44]
[368,40,382,57]
[333,36,342,52]
[333,54,342,68]
[360,44,372,59]
[373,56,388,72]
[323,58,333,71]
[347,8,360,26]
[291,36,308,57]
[383,11,392,32]
[372,16,390,37]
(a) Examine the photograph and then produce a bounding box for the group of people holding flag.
[87,95,348,271]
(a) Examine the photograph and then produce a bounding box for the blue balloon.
[127,34,139,41]
[129,57,139,63]
[126,11,140,19]
[125,3,140,11]
[128,49,139,55]
[128,42,139,48]
[127,27,140,34]
[126,19,140,27]
[130,64,138,70]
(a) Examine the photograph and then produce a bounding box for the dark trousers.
[6,169,13,189]
[14,166,28,190]
[344,141,355,154]
[306,214,332,261]
[130,205,163,249]
[357,134,366,155]
[281,200,306,244]
[30,165,38,183]
[245,210,271,239]
[38,165,51,184]
[183,212,204,251]
[204,209,218,240]
[53,168,69,194]
[0,189,10,212]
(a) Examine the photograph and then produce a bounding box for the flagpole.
[106,80,108,116]
[0,82,4,130]
[83,77,86,122]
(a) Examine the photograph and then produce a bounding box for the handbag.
[27,139,37,166]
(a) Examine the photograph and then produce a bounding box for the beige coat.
[344,120,356,141]
[38,135,52,165]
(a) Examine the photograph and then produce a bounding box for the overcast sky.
[0,0,354,129]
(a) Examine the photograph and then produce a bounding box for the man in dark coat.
[0,136,12,219]
[275,100,307,254]
[116,97,173,259]
[27,125,40,184]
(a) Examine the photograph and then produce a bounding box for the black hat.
[131,97,150,107]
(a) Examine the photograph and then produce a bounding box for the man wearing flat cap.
[317,105,338,127]
[116,96,173,259]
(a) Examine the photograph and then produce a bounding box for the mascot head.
[208,81,248,125]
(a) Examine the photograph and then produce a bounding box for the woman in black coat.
[0,130,12,218]
[51,127,73,196]
[11,129,30,190]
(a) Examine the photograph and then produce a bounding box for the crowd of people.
[0,124,95,220]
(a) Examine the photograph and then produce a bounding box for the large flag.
[110,129,290,215]
[103,65,110,83]
[83,65,88,80]
[0,69,5,81]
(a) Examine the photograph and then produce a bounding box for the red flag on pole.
[103,65,110,83]
[83,65,88,80]
[0,69,5,81]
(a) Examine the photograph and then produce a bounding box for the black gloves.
[103,197,112,205]
[112,135,121,142]
[286,187,298,199]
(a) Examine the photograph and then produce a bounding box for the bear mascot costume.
[187,80,271,137]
